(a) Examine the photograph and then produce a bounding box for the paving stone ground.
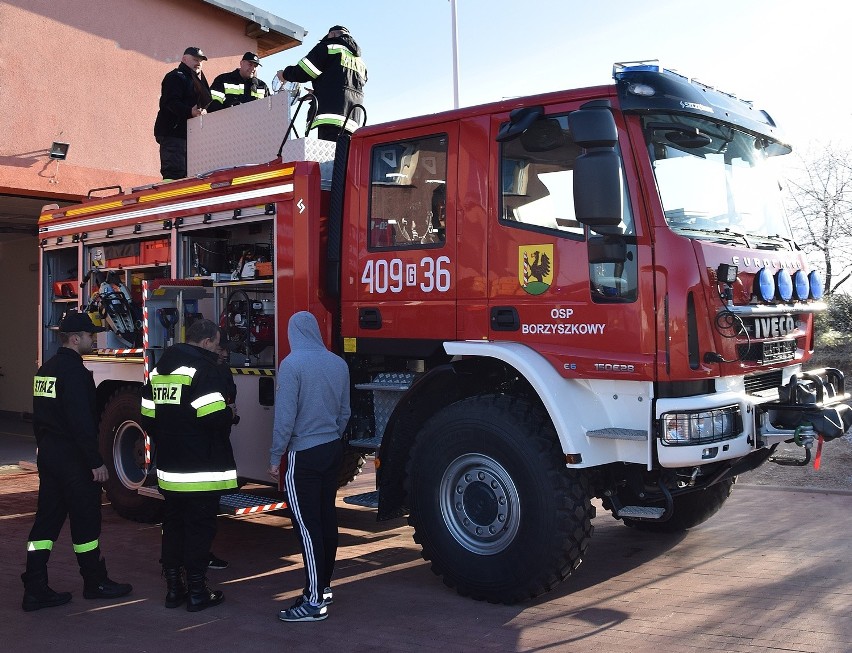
[2,458,851,653]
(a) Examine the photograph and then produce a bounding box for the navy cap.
[59,311,107,333]
[241,52,261,66]
[183,46,207,61]
[329,25,349,34]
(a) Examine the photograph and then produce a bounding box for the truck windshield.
[644,114,792,243]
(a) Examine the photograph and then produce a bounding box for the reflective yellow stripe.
[231,167,294,187]
[27,540,53,552]
[72,539,99,553]
[192,391,226,417]
[157,469,237,492]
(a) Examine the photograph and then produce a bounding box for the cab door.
[344,124,459,355]
[487,106,653,380]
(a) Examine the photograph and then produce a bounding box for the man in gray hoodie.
[269,311,350,622]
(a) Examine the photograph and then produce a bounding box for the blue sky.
[254,1,846,149]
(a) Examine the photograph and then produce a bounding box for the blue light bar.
[776,269,793,302]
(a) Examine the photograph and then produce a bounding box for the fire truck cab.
[37,61,852,603]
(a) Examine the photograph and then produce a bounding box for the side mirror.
[570,101,623,229]
[496,106,544,143]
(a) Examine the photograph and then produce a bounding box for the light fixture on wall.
[49,142,70,160]
[48,141,70,184]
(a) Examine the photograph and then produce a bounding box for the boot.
[21,570,72,612]
[163,566,187,609]
[81,558,133,600]
[186,572,224,612]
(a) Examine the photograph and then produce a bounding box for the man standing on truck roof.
[269,312,351,622]
[154,46,213,181]
[141,319,237,612]
[276,25,367,141]
[208,52,270,112]
[22,311,133,612]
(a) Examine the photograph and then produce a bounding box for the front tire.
[406,395,594,604]
[98,387,163,523]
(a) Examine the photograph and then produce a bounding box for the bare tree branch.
[784,142,852,295]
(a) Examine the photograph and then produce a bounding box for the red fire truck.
[37,61,851,603]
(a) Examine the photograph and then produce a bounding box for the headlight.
[660,406,742,446]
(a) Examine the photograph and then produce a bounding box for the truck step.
[342,490,379,509]
[617,505,666,519]
[347,436,383,451]
[218,492,287,516]
[586,428,647,441]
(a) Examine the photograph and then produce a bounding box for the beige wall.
[0,0,277,198]
[0,236,38,414]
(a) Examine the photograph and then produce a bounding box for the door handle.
[359,307,382,330]
[490,306,519,331]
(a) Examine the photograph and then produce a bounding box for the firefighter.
[23,312,133,612]
[208,52,270,112]
[141,319,237,612]
[269,312,351,622]
[154,46,213,180]
[276,25,367,141]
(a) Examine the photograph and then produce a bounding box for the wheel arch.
[376,350,560,520]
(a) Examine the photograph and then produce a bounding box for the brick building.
[0,0,305,414]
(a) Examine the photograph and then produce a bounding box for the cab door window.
[368,134,448,249]
[499,113,637,303]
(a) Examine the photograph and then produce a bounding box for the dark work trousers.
[161,492,219,576]
[26,441,103,576]
[158,136,187,180]
[283,439,343,604]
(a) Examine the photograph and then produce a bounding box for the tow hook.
[770,423,824,469]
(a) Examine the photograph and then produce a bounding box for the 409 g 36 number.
[361,256,451,294]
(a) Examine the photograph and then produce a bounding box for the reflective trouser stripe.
[27,540,53,552]
[72,539,99,553]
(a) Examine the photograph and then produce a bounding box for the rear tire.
[406,395,594,604]
[337,447,366,488]
[622,478,735,533]
[98,386,163,523]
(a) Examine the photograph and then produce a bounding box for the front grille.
[744,369,783,395]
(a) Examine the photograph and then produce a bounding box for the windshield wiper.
[670,226,749,245]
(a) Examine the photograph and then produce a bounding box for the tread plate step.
[218,492,288,516]
[343,490,379,508]
[617,505,666,519]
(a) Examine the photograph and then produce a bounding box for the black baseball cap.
[329,25,349,33]
[59,311,107,333]
[184,46,207,61]
[241,52,261,66]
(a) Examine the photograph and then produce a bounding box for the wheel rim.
[111,419,149,490]
[439,453,520,555]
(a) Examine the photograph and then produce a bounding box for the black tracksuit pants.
[26,440,103,577]
[161,491,219,576]
[283,439,343,604]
